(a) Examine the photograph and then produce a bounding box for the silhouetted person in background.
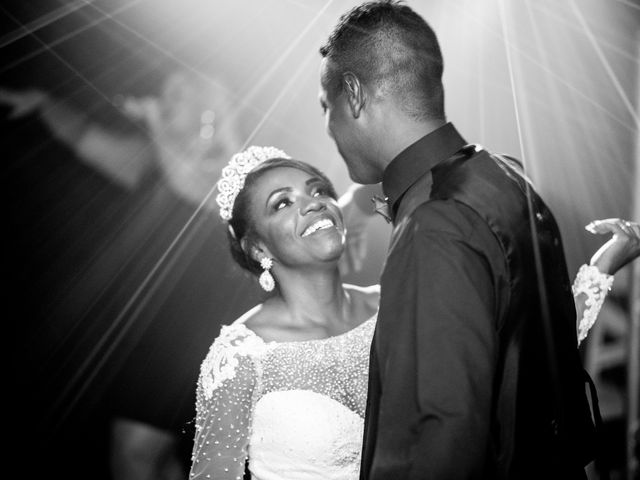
[3,70,261,480]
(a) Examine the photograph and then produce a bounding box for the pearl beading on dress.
[189,317,375,479]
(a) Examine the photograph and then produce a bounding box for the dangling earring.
[259,257,275,292]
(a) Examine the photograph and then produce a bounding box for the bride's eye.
[274,197,293,211]
[312,185,330,198]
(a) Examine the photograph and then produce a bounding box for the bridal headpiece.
[216,145,291,221]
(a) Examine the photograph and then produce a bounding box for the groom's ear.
[342,72,364,119]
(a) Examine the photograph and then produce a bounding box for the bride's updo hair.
[227,158,338,274]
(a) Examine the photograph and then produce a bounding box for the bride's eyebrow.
[264,177,326,206]
[305,177,324,186]
[266,187,292,206]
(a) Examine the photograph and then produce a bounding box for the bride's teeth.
[302,218,334,237]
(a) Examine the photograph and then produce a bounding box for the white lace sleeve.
[572,264,614,346]
[189,324,265,480]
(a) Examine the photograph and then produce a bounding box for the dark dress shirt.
[360,123,597,479]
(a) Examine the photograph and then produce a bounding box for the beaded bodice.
[258,319,372,417]
[190,316,376,480]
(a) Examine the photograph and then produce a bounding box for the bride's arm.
[572,218,640,345]
[190,330,259,480]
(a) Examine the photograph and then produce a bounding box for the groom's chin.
[348,169,381,186]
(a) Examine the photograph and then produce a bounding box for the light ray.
[612,0,640,12]
[80,0,313,138]
[569,0,640,127]
[242,48,318,149]
[498,0,562,415]
[0,0,94,48]
[81,1,231,98]
[235,0,335,107]
[50,209,209,426]
[521,0,577,181]
[449,1,636,134]
[47,7,327,423]
[1,8,117,107]
[475,0,486,143]
[0,1,143,74]
[496,0,532,176]
[528,1,639,64]
[1,3,242,379]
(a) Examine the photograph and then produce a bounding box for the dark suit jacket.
[360,123,597,479]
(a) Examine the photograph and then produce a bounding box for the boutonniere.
[371,195,391,223]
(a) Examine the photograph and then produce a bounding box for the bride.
[189,146,639,480]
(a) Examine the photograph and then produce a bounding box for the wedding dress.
[189,316,375,480]
[189,264,610,480]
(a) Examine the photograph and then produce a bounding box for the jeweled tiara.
[216,145,291,221]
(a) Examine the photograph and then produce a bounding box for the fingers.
[586,218,639,237]
[585,219,620,236]
[626,221,640,239]
[618,220,636,237]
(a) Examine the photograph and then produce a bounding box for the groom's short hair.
[320,0,445,121]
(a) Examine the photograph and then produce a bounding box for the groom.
[319,1,600,479]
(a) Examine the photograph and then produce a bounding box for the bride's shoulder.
[205,304,269,351]
[199,307,273,398]
[231,300,287,344]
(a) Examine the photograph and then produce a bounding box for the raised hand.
[586,218,640,275]
[0,87,48,119]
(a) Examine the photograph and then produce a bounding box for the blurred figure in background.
[2,70,242,208]
[2,70,261,480]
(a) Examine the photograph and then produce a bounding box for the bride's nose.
[299,196,325,215]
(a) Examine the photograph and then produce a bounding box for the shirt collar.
[382,122,467,220]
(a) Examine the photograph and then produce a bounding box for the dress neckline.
[228,314,376,347]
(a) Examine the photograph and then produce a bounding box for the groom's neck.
[379,116,447,168]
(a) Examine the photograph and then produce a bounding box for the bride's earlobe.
[240,237,260,263]
[244,239,272,266]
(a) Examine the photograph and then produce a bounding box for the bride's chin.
[299,232,346,266]
[314,245,345,266]
[327,239,346,260]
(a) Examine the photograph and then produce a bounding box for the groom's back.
[431,148,597,479]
